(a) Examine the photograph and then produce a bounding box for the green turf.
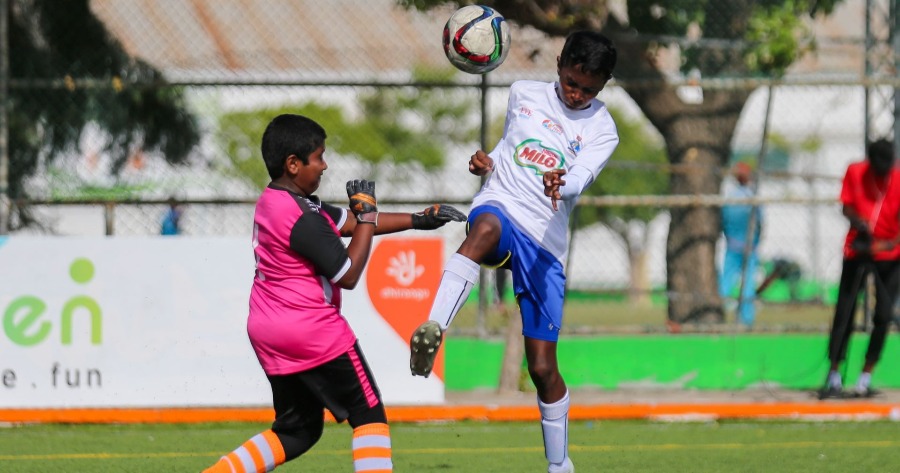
[2,420,900,472]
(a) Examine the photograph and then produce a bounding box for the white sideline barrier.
[0,236,444,408]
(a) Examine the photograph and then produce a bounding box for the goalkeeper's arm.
[340,204,467,236]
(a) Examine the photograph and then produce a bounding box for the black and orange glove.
[412,204,467,230]
[346,179,378,223]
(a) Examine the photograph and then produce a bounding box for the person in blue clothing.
[160,197,182,235]
[719,161,762,327]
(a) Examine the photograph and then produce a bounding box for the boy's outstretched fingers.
[543,170,567,211]
[429,204,467,222]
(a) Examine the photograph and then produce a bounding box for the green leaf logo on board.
[3,258,102,346]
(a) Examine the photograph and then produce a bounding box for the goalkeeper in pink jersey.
[204,114,465,473]
[409,31,619,473]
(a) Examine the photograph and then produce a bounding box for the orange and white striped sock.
[351,422,392,472]
[204,429,286,473]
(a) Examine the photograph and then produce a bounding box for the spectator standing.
[719,161,762,327]
[820,139,900,399]
[160,197,182,235]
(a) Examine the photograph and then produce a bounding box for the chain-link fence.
[1,0,894,331]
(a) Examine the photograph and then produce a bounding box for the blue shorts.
[468,205,566,342]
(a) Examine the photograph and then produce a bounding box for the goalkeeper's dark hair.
[559,30,617,80]
[261,114,327,180]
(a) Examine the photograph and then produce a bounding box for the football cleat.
[548,457,574,473]
[816,385,843,400]
[410,320,443,377]
[851,386,880,399]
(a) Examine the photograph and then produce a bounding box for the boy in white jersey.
[204,114,465,473]
[409,31,618,473]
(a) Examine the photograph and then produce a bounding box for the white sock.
[827,370,842,389]
[539,391,570,468]
[427,254,480,329]
[856,372,871,391]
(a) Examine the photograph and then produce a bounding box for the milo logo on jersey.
[514,139,565,175]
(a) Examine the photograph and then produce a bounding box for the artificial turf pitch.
[2,419,900,472]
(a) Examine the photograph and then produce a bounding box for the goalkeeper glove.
[346,179,378,224]
[412,204,467,230]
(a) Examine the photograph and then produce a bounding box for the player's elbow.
[337,279,360,290]
[339,219,356,237]
[333,258,365,289]
[336,272,362,290]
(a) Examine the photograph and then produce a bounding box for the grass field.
[3,419,900,472]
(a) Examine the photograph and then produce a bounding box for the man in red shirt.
[821,138,900,399]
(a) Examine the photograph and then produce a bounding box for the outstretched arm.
[340,202,467,236]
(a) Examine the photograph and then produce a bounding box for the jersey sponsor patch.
[568,135,583,156]
[514,139,565,174]
[541,119,564,134]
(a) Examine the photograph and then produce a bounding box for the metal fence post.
[476,73,489,337]
[0,0,9,235]
[104,202,115,236]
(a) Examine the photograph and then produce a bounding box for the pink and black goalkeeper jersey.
[247,185,356,375]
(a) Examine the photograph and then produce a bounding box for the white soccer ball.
[442,5,511,75]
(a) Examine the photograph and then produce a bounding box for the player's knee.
[527,360,560,387]
[467,215,501,242]
[460,220,501,261]
[273,419,324,461]
[347,403,388,428]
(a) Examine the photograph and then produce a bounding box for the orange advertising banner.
[365,237,445,379]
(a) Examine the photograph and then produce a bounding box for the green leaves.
[744,2,813,76]
[7,0,200,204]
[625,0,842,77]
[218,66,480,190]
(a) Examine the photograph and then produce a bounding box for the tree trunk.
[604,19,753,325]
[497,305,524,394]
[622,90,749,324]
[665,177,724,322]
[629,244,651,307]
[658,101,747,323]
[613,219,652,307]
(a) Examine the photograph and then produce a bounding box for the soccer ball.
[442,5,511,74]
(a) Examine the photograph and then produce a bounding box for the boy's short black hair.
[559,30,617,79]
[868,138,896,175]
[261,114,327,180]
[868,138,894,162]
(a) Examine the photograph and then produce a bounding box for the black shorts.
[267,341,386,430]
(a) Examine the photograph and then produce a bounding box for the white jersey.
[472,80,619,263]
